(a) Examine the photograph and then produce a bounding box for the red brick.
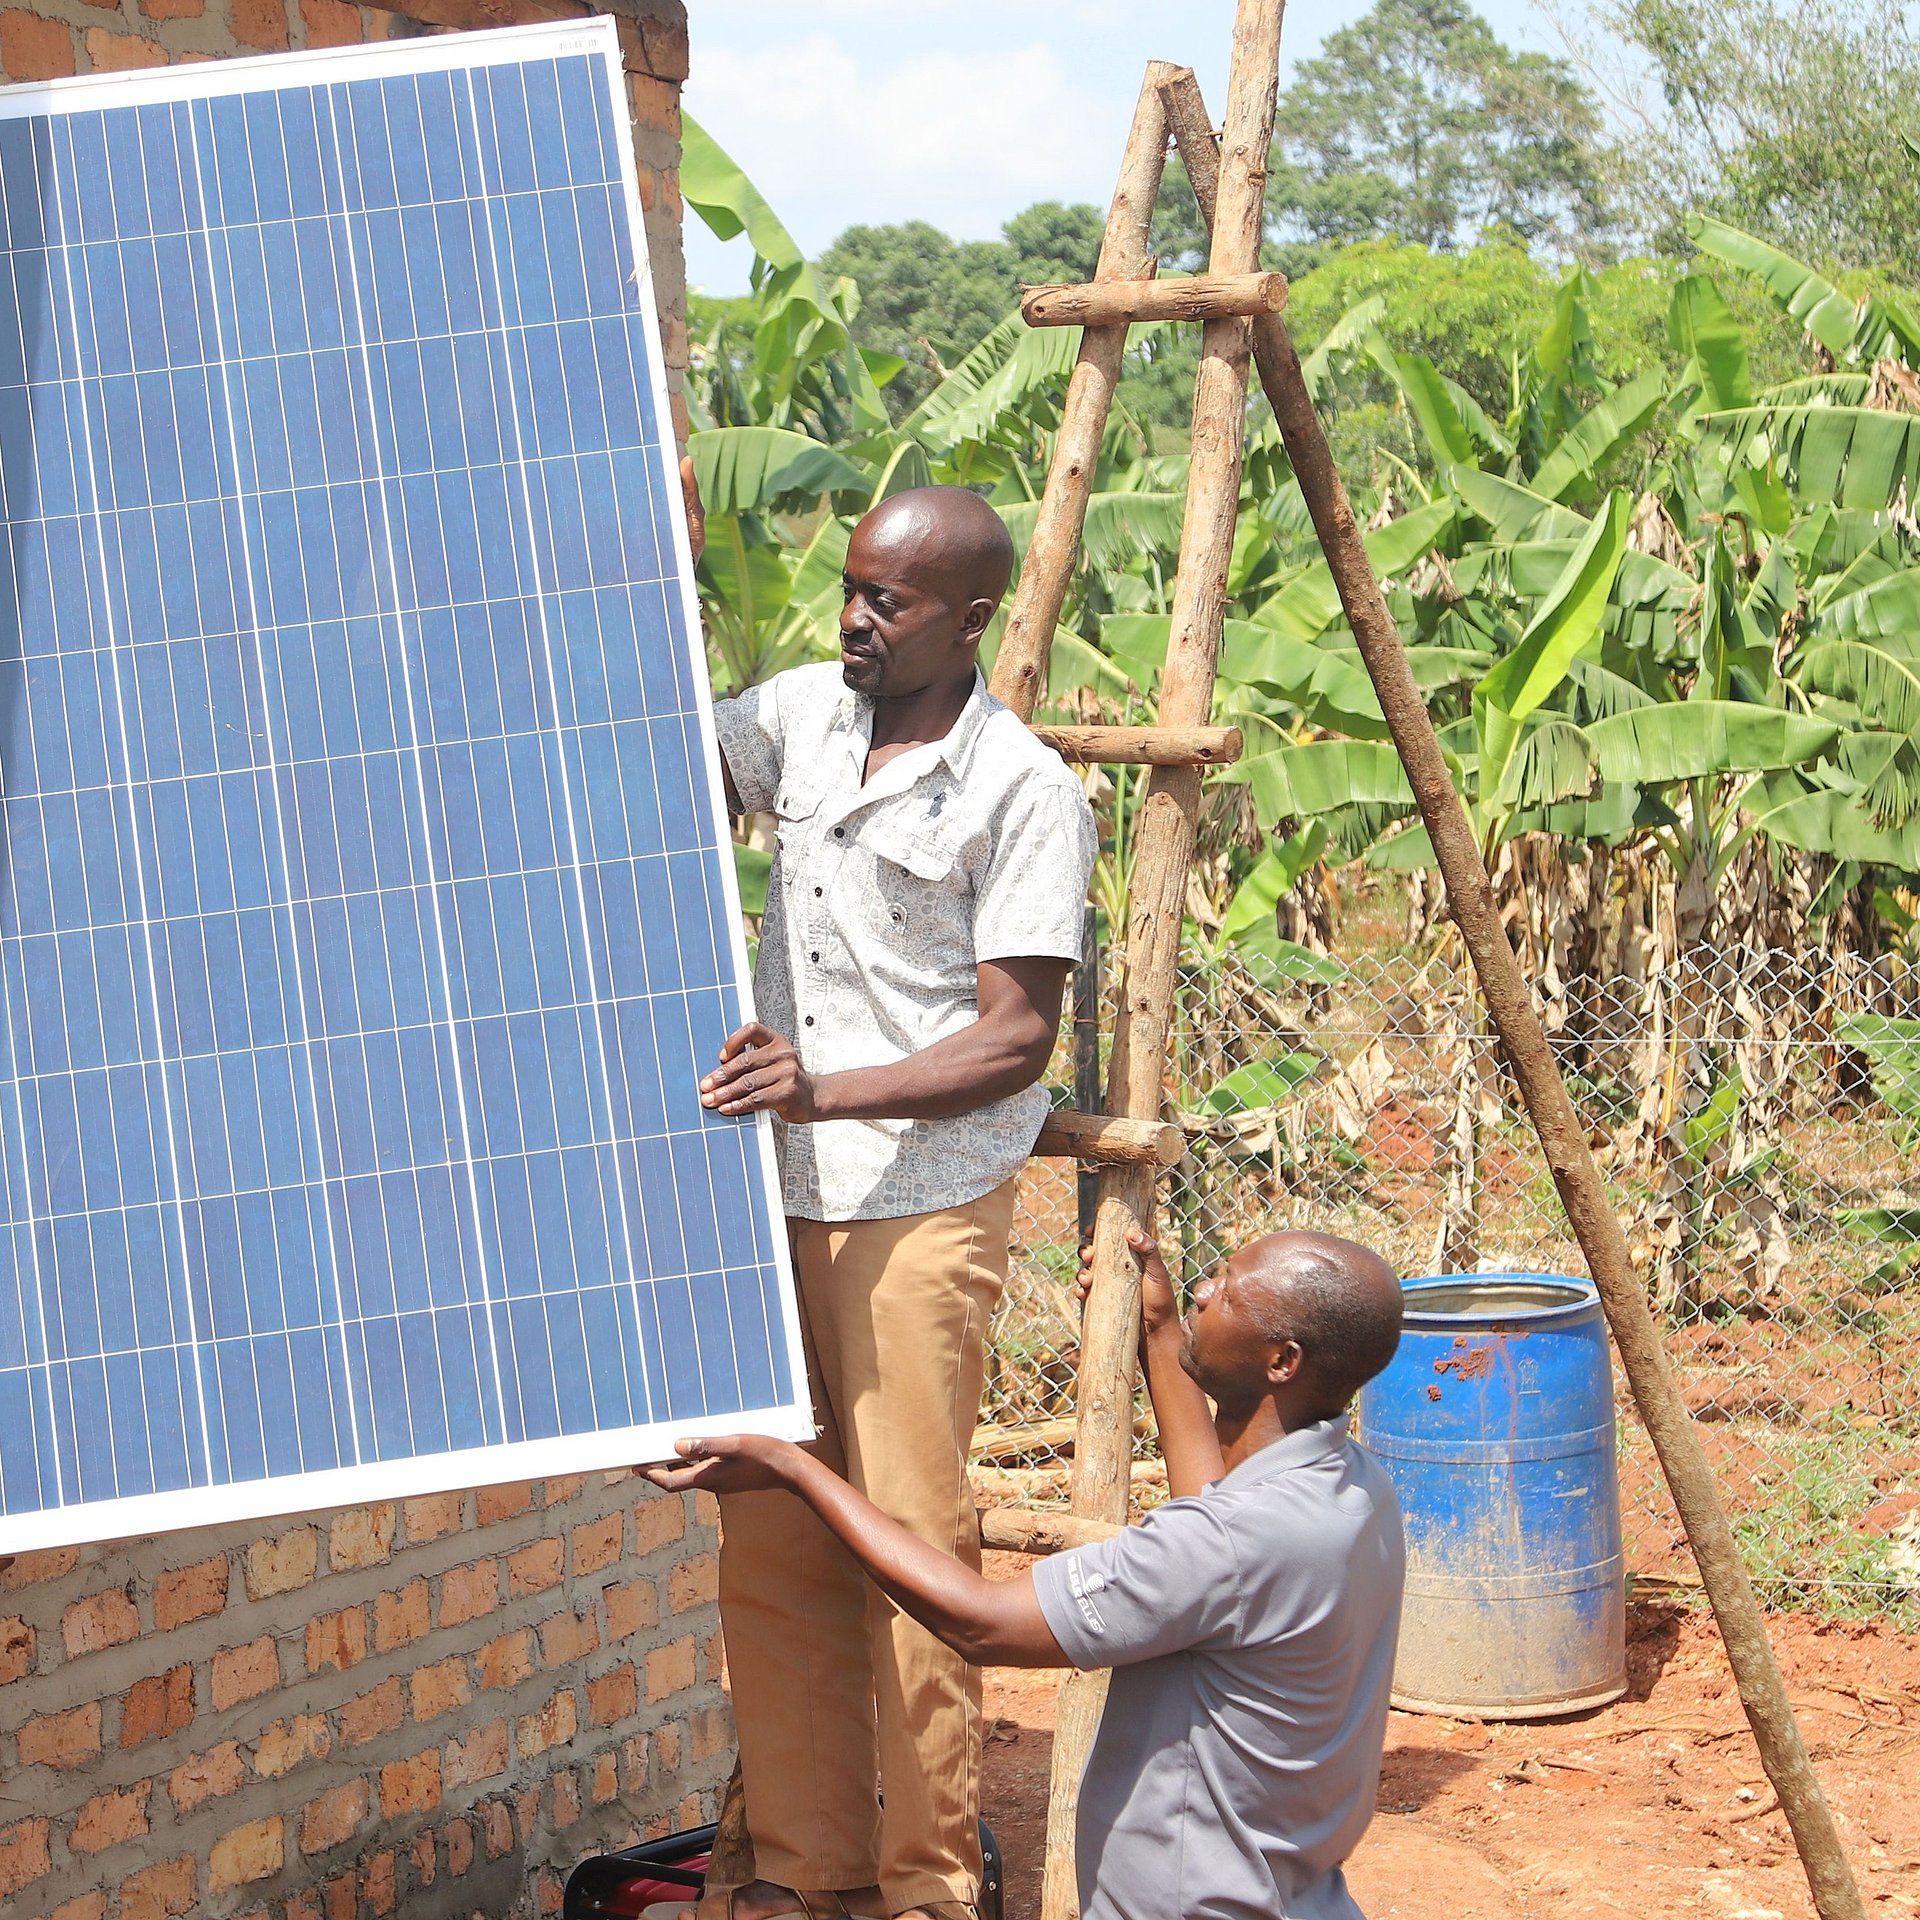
[0,1546,78,1588]
[409,1655,471,1723]
[329,1504,394,1572]
[306,1605,366,1673]
[209,1816,283,1892]
[0,11,73,79]
[538,1865,566,1915]
[83,25,165,67]
[621,1733,649,1794]
[589,1752,619,1805]
[252,1713,332,1779]
[403,1491,465,1543]
[668,1551,718,1613]
[0,1615,33,1684]
[515,1785,540,1842]
[155,1555,227,1629]
[627,71,679,139]
[447,1816,475,1877]
[439,1558,498,1626]
[604,1577,657,1641]
[632,1493,685,1556]
[482,1799,514,1858]
[50,1895,108,1920]
[410,1829,435,1887]
[690,1703,730,1763]
[137,0,203,20]
[378,1749,441,1817]
[296,0,356,39]
[244,1527,317,1600]
[543,1474,587,1505]
[18,1699,100,1768]
[0,1818,50,1897]
[211,1634,280,1708]
[365,1849,396,1918]
[640,10,689,81]
[228,0,286,45]
[645,1635,696,1703]
[474,1628,533,1691]
[372,1579,429,1652]
[507,1536,563,1597]
[70,1781,151,1854]
[299,1779,368,1856]
[340,1676,404,1747]
[587,1663,638,1727]
[443,1715,507,1789]
[653,1720,682,1773]
[119,1664,193,1749]
[515,1688,577,1758]
[169,1741,243,1813]
[119,1856,195,1920]
[569,1511,623,1576]
[476,1481,533,1525]
[551,1768,582,1829]
[539,1607,600,1666]
[324,1871,356,1920]
[63,1584,140,1655]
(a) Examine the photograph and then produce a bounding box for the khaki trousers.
[717,1178,1016,1913]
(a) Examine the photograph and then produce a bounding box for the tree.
[1269,0,1609,269]
[818,201,1105,417]
[1598,0,1920,281]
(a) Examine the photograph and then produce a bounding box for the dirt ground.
[977,1558,1920,1920]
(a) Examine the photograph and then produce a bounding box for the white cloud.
[685,34,1116,271]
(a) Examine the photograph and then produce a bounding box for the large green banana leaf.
[1584,702,1841,784]
[688,427,872,515]
[1530,369,1668,504]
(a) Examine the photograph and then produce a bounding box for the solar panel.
[0,21,809,1555]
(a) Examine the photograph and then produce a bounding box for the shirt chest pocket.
[772,782,824,878]
[856,819,969,943]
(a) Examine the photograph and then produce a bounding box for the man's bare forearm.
[811,1017,1048,1122]
[776,1447,1066,1666]
[1144,1325,1226,1497]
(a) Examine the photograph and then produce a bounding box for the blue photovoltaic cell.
[0,28,802,1549]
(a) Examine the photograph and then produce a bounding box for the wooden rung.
[979,1505,1122,1555]
[1032,723,1243,767]
[1021,270,1287,328]
[1033,1110,1184,1167]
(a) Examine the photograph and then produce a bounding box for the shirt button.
[804,1016,815,1027]
[810,951,820,963]
[833,826,845,839]
[813,886,823,897]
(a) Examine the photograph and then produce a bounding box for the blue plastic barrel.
[1358,1273,1626,1719]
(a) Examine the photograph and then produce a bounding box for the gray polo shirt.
[1032,1417,1404,1920]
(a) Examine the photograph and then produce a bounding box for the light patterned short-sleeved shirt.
[712,662,1097,1222]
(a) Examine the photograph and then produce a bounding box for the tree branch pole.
[989,71,1172,721]
[1160,65,1867,1920]
[1040,12,1285,1920]
[1020,269,1287,328]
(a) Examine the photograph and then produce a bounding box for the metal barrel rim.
[1398,1270,1602,1332]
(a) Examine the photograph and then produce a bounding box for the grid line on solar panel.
[0,28,801,1546]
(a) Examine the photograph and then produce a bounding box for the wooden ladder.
[984,9,1285,1917]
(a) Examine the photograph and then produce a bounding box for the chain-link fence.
[976,938,1920,1622]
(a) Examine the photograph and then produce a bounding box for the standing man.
[690,480,1098,1920]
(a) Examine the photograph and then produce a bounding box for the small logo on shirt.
[1066,1555,1107,1636]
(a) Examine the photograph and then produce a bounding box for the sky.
[679,0,1572,295]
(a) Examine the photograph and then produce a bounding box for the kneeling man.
[650,1226,1408,1920]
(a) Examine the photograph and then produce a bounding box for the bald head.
[854,486,1015,610]
[1236,1230,1403,1412]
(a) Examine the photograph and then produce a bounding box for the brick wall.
[0,1475,731,1917]
[0,0,692,432]
[0,0,719,1912]
[0,5,714,1914]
